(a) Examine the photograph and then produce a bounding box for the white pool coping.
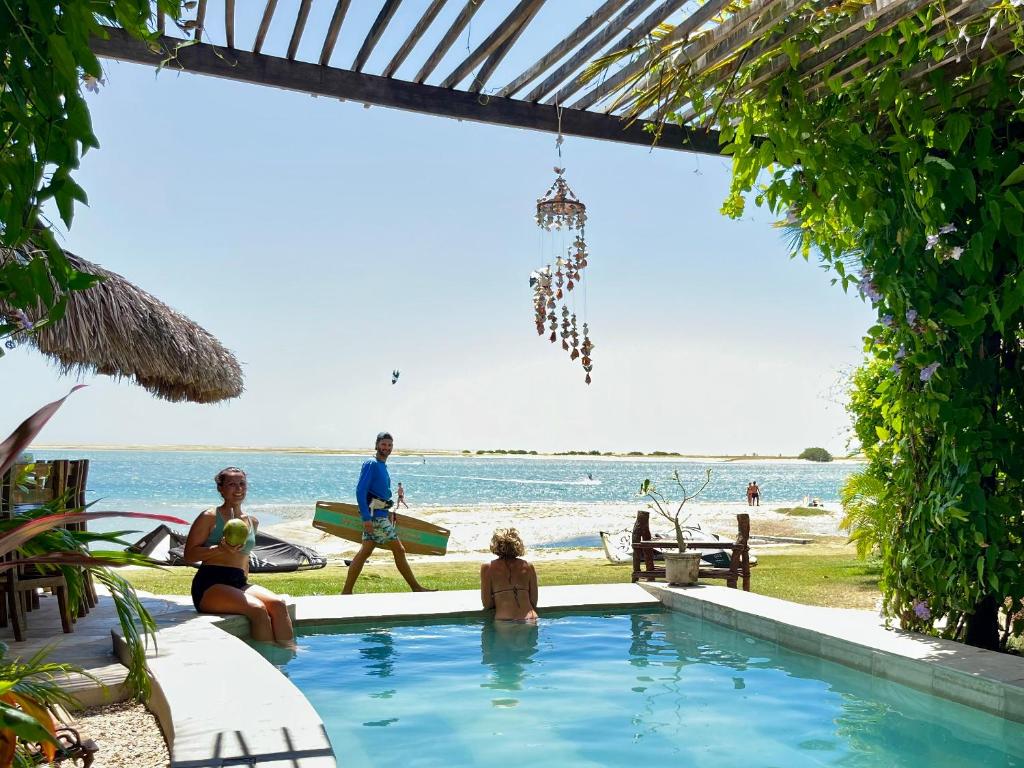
[125,583,1024,767]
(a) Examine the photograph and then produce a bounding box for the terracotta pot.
[663,551,701,586]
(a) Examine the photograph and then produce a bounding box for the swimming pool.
[259,608,1024,767]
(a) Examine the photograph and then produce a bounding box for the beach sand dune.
[263,501,845,563]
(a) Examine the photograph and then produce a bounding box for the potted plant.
[639,469,712,586]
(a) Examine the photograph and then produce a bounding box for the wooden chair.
[631,511,753,590]
[0,460,91,641]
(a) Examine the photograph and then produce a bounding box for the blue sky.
[4,2,875,455]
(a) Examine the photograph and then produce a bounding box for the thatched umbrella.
[1,248,243,403]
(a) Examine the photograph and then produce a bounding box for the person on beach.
[396,481,409,509]
[746,482,755,506]
[480,528,539,622]
[751,481,761,506]
[183,467,294,645]
[342,432,433,594]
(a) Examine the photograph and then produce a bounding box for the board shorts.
[191,564,250,611]
[363,516,399,545]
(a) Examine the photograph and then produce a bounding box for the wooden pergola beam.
[472,0,546,92]
[522,0,654,103]
[551,0,693,108]
[225,0,235,50]
[320,0,353,67]
[91,28,723,155]
[353,0,406,73]
[569,0,732,111]
[253,0,278,55]
[416,0,487,84]
[287,0,313,61]
[383,0,449,78]
[499,0,628,98]
[194,0,207,41]
[440,0,546,90]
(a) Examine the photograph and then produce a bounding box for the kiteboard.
[312,501,450,556]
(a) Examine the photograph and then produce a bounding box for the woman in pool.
[183,467,294,645]
[480,528,538,621]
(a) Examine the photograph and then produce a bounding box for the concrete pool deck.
[20,583,1024,767]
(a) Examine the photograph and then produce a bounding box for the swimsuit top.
[205,510,256,554]
[490,561,534,609]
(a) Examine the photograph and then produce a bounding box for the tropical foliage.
[0,390,184,766]
[597,3,1024,649]
[0,1,181,350]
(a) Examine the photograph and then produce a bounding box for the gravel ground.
[72,701,168,768]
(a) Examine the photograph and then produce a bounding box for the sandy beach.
[263,501,846,563]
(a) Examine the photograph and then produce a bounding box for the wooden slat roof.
[88,1,1008,157]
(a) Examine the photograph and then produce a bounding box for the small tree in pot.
[639,469,713,585]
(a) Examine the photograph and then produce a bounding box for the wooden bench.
[631,511,753,590]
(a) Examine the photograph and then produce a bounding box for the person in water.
[342,432,432,594]
[480,528,538,621]
[183,467,293,645]
[751,481,761,506]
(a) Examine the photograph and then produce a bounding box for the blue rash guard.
[356,459,392,521]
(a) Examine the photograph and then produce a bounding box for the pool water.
[258,609,1024,767]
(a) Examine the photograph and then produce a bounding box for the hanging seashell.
[585,374,591,384]
[562,340,569,351]
[566,280,574,291]
[549,331,557,342]
[571,348,580,360]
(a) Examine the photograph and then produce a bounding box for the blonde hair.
[490,528,526,559]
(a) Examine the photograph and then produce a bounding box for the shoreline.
[30,443,866,464]
[261,500,849,563]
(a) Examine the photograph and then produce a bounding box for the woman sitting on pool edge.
[480,528,538,621]
[183,467,294,645]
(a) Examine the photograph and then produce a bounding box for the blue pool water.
[258,609,1024,767]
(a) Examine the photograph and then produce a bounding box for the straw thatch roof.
[1,248,243,404]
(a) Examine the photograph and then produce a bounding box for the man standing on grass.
[342,431,433,594]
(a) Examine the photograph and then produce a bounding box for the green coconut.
[222,518,249,547]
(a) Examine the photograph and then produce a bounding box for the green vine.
[0,1,182,348]
[605,1,1024,648]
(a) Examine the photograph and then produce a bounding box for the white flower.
[82,75,104,93]
[938,223,957,234]
[925,234,941,250]
[948,246,963,261]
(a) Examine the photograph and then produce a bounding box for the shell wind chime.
[530,165,595,384]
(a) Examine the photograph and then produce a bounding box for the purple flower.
[895,344,907,360]
[859,279,882,303]
[925,234,941,250]
[920,362,941,382]
[890,362,902,375]
[913,600,931,620]
[906,308,918,325]
[9,309,33,331]
[880,314,894,328]
[938,223,957,235]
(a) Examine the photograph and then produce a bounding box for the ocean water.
[259,609,1024,768]
[28,449,860,537]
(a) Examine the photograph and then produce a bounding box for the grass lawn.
[776,506,830,516]
[124,546,881,610]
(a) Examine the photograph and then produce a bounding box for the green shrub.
[799,447,833,462]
